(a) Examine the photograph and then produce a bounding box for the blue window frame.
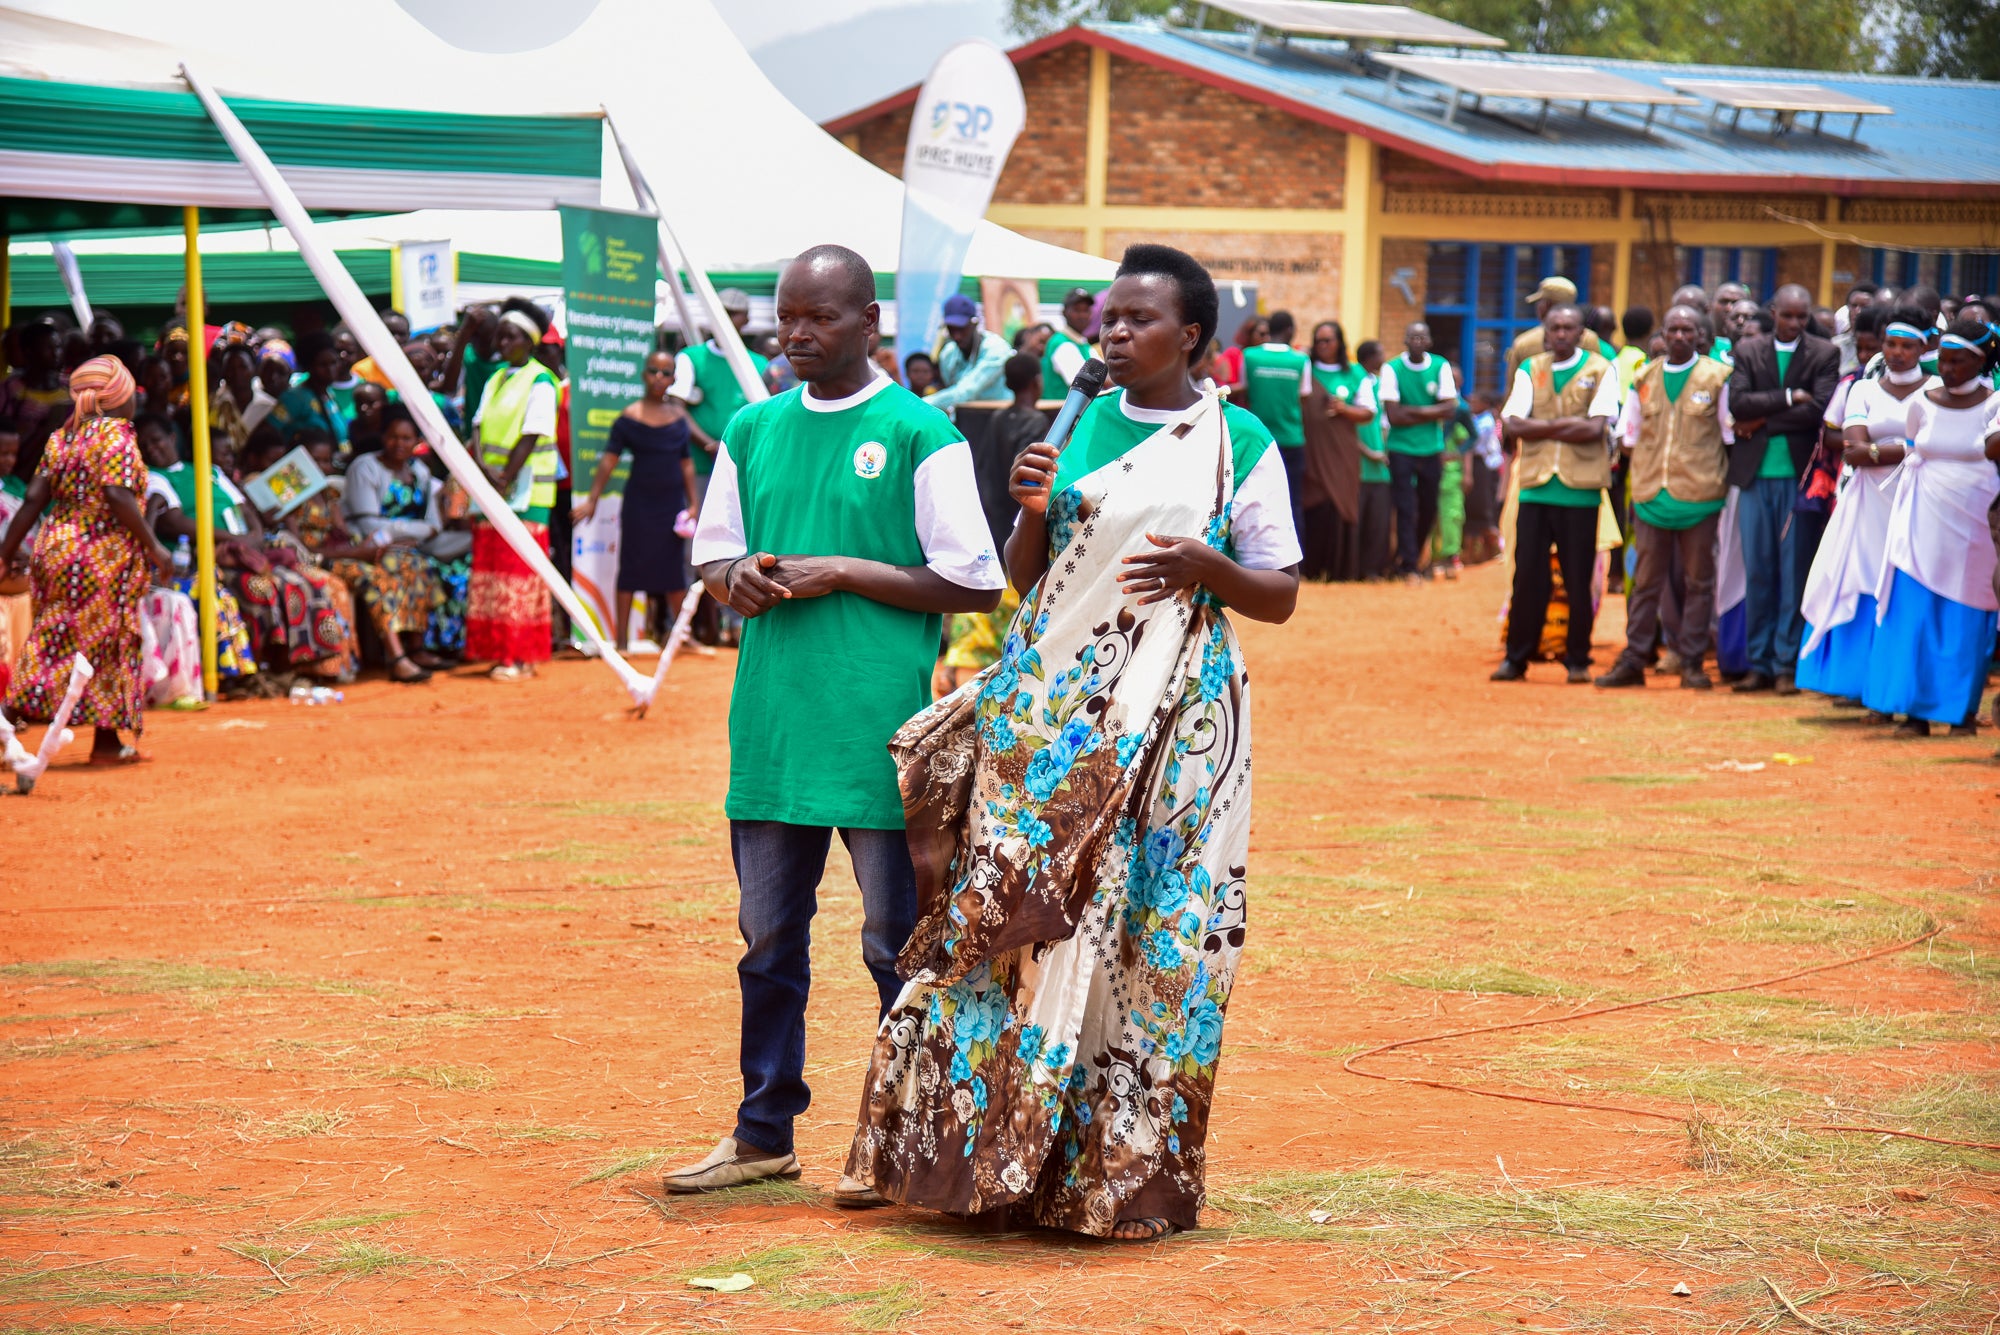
[1423,242,1592,397]
[1869,249,2000,297]
[1683,247,1779,301]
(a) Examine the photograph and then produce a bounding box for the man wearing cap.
[1506,277,1607,383]
[1491,303,1622,683]
[929,294,1011,415]
[673,288,772,509]
[1041,287,1097,399]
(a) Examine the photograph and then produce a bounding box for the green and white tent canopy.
[0,74,604,238]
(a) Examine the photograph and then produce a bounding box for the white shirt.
[690,371,1005,590]
[1049,335,1088,390]
[1502,349,1621,423]
[1374,352,1457,404]
[1008,393,1303,572]
[1614,359,1734,447]
[471,366,557,441]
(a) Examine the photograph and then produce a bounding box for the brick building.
[827,20,2000,394]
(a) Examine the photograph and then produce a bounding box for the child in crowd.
[0,418,28,691]
[1463,390,1504,564]
[904,351,938,397]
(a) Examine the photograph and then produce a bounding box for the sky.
[393,0,1012,124]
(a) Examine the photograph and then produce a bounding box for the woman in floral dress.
[0,356,171,762]
[843,246,1301,1240]
[297,407,443,682]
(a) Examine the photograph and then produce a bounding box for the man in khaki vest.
[1595,305,1732,691]
[1504,277,1607,383]
[1492,304,1621,682]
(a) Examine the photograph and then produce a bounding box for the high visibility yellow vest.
[478,361,559,518]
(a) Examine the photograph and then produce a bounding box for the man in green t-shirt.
[1377,321,1459,581]
[1040,286,1098,400]
[667,245,1004,1196]
[672,287,770,506]
[1240,310,1310,533]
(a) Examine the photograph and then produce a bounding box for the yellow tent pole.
[1,236,11,375]
[184,206,218,697]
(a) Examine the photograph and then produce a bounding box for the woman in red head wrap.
[0,355,172,762]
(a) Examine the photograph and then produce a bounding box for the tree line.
[1005,0,1999,80]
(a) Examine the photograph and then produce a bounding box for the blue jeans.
[730,820,916,1157]
[1736,475,1807,677]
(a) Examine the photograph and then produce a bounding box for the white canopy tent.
[0,0,1114,286]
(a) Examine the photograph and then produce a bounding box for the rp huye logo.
[929,100,993,141]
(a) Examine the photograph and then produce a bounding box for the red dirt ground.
[3,564,1996,1334]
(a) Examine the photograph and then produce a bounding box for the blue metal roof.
[1085,20,2000,193]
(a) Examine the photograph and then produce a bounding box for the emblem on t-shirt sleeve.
[853,442,888,479]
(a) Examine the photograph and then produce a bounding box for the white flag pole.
[180,65,655,706]
[604,113,769,410]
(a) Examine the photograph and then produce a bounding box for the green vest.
[1385,356,1447,455]
[477,362,559,521]
[159,463,247,536]
[1241,344,1308,447]
[1040,328,1092,401]
[685,343,768,474]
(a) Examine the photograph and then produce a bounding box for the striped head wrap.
[67,354,136,421]
[1883,322,1928,341]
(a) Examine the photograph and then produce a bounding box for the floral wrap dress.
[847,394,1254,1236]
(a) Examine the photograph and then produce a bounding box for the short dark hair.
[1846,283,1879,301]
[1545,303,1583,325]
[295,331,336,366]
[1003,352,1041,393]
[1906,284,1942,320]
[1852,304,1887,338]
[1748,308,1775,334]
[288,424,335,450]
[1011,322,1050,352]
[132,411,173,439]
[1115,243,1218,367]
[1355,339,1382,362]
[382,401,420,433]
[1266,310,1296,342]
[787,243,877,308]
[903,351,934,370]
[1621,306,1655,342]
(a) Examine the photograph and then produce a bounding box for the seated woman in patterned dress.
[290,406,444,682]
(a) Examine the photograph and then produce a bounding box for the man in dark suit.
[1724,284,1840,694]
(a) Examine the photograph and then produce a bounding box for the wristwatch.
[1868,442,1881,464]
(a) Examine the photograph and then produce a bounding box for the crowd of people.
[5,264,1998,759]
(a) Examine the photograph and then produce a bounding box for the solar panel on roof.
[1663,81,1894,116]
[1199,0,1506,49]
[1662,79,1892,142]
[1374,54,1696,104]
[1361,53,1696,134]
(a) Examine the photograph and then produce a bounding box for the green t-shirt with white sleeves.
[1241,343,1309,447]
[721,380,965,829]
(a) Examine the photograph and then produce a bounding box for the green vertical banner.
[560,204,658,485]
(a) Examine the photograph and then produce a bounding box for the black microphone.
[1045,356,1107,454]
